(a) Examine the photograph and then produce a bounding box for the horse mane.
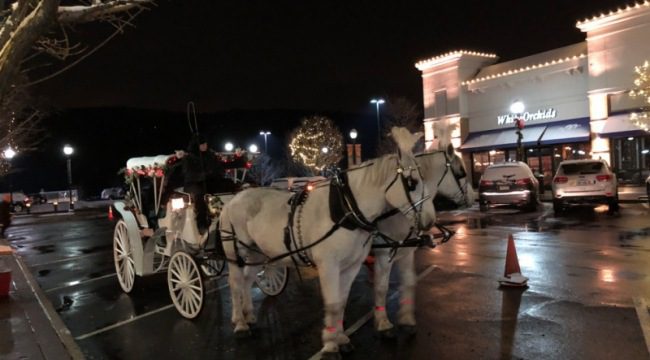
[415,151,444,175]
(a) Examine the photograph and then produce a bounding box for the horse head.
[433,142,474,209]
[382,127,436,231]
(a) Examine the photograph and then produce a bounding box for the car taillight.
[479,180,493,187]
[553,176,568,184]
[515,178,531,185]
[596,174,612,182]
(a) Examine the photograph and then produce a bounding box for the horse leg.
[220,230,252,338]
[334,261,365,354]
[317,262,343,359]
[242,264,262,325]
[373,249,396,338]
[395,249,417,336]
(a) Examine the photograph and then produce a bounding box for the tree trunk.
[0,0,60,101]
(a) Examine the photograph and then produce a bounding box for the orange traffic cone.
[498,234,528,287]
[108,206,114,221]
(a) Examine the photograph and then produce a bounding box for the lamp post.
[349,128,358,165]
[510,101,525,161]
[3,147,16,209]
[63,145,74,211]
[259,131,271,153]
[224,142,234,152]
[370,98,385,145]
[248,144,258,153]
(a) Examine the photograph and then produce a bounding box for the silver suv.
[478,161,539,212]
[552,159,618,214]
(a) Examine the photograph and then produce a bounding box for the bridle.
[418,151,469,208]
[383,149,431,231]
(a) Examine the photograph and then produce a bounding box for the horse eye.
[408,178,418,191]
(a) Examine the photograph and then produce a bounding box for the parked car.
[101,187,125,200]
[0,191,29,212]
[478,161,539,212]
[27,193,47,204]
[270,176,326,192]
[551,159,618,214]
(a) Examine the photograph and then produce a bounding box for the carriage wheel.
[168,252,204,319]
[114,219,137,293]
[200,258,225,277]
[255,265,288,296]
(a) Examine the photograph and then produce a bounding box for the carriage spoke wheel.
[255,265,288,296]
[168,252,204,319]
[113,220,136,293]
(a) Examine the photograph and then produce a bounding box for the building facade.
[416,2,650,187]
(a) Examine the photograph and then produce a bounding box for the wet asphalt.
[5,202,650,360]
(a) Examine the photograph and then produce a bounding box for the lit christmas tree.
[289,115,344,172]
[629,61,650,132]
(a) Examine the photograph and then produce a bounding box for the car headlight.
[171,197,185,211]
[206,195,224,217]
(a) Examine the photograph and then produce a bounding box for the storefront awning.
[460,125,548,151]
[538,119,590,145]
[460,118,591,151]
[599,114,647,137]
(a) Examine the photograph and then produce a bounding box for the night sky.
[34,0,628,113]
[12,0,634,196]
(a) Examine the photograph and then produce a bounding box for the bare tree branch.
[57,0,151,23]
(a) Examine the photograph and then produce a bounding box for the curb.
[2,238,85,359]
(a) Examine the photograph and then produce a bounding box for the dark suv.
[478,161,539,212]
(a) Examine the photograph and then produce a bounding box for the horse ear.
[446,143,454,156]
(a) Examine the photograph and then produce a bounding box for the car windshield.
[483,166,531,181]
[560,162,603,175]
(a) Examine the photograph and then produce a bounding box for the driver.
[183,134,226,232]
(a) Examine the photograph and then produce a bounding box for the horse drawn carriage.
[111,151,288,319]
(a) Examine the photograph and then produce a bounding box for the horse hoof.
[321,352,341,360]
[378,328,397,339]
[339,343,354,353]
[234,329,252,339]
[400,325,417,336]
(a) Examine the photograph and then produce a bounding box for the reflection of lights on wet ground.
[517,253,538,271]
[601,268,616,283]
[594,205,609,213]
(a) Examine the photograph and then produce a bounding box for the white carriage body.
[115,153,239,277]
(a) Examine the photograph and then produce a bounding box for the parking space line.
[75,282,230,341]
[633,297,650,356]
[44,274,116,293]
[30,252,105,268]
[308,264,439,360]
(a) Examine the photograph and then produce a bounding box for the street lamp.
[510,101,525,161]
[224,142,234,152]
[3,147,16,208]
[370,98,385,145]
[248,144,258,153]
[349,129,358,165]
[321,147,329,154]
[63,145,74,211]
[259,131,271,153]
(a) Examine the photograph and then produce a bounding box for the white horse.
[371,143,473,337]
[219,128,436,359]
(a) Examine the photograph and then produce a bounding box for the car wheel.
[553,199,563,215]
[608,196,619,215]
[13,203,23,213]
[479,201,488,212]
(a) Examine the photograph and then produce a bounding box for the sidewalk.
[0,238,83,360]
